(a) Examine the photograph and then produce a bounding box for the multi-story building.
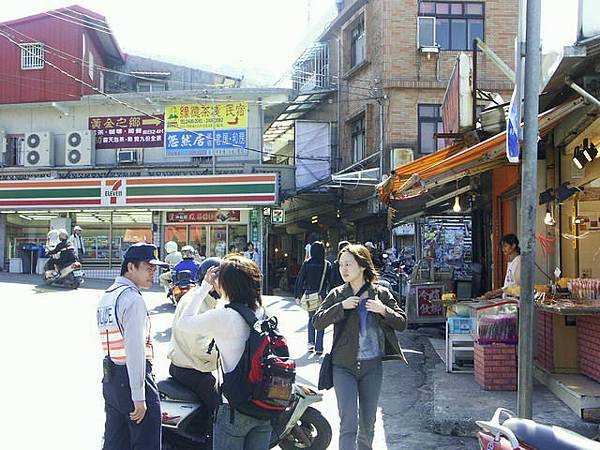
[267,0,517,261]
[0,5,293,280]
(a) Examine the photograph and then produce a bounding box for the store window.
[229,225,248,254]
[350,114,365,162]
[418,104,445,154]
[165,226,187,244]
[418,1,484,50]
[189,225,208,258]
[210,226,227,258]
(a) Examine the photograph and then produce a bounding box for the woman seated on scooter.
[168,258,222,439]
[45,229,77,273]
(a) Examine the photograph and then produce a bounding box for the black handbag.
[317,283,370,390]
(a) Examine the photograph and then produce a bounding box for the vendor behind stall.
[482,234,521,299]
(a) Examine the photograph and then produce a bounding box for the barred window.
[21,43,45,70]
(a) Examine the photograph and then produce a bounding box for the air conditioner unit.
[117,149,138,164]
[65,130,95,166]
[391,148,414,169]
[24,132,54,167]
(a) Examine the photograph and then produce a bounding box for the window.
[350,17,366,68]
[88,51,94,80]
[418,2,484,50]
[21,43,45,70]
[137,81,167,93]
[418,105,445,154]
[350,115,365,162]
[418,16,436,48]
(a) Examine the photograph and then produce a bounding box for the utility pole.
[518,0,541,419]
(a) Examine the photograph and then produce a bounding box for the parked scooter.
[477,407,600,449]
[167,269,196,305]
[159,379,332,450]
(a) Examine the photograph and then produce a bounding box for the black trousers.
[102,361,161,450]
[169,363,220,412]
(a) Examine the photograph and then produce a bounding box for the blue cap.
[123,243,168,267]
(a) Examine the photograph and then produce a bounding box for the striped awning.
[0,174,278,210]
[377,98,586,203]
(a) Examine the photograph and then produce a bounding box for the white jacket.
[168,281,219,372]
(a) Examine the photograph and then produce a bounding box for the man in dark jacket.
[330,240,350,288]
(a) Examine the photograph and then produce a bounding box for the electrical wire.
[0,30,331,163]
[0,24,240,90]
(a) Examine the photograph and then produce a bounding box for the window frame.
[350,15,366,68]
[418,104,445,155]
[88,51,94,80]
[350,114,366,163]
[136,80,167,93]
[20,43,45,70]
[417,1,484,51]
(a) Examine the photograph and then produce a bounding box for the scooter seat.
[157,377,200,403]
[504,418,600,450]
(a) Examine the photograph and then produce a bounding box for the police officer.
[97,243,168,450]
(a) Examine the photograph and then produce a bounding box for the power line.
[0,24,239,89]
[43,11,114,36]
[0,30,331,163]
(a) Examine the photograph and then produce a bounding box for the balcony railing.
[292,43,331,93]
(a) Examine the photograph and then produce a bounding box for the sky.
[0,0,583,86]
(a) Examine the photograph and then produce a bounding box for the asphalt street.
[0,273,476,449]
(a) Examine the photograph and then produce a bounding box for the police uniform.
[97,244,166,450]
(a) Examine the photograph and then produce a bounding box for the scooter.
[159,379,332,450]
[477,407,600,449]
[167,270,196,305]
[43,260,85,289]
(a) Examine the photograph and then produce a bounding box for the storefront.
[0,173,276,279]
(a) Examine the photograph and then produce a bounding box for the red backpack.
[220,303,296,419]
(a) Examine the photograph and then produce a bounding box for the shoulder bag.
[300,262,328,312]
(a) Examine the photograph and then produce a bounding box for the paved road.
[1,274,476,449]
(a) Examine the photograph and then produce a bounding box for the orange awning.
[378,98,586,203]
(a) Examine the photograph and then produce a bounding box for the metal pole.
[378,98,385,180]
[518,0,541,419]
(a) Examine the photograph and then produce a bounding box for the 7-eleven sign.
[271,208,285,224]
[101,179,127,206]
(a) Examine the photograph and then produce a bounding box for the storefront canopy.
[377,98,586,204]
[0,174,278,210]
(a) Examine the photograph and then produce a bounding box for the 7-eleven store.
[0,174,276,279]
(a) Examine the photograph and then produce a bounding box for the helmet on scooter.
[165,241,178,254]
[47,229,59,241]
[181,245,195,259]
[198,257,222,283]
[58,229,69,241]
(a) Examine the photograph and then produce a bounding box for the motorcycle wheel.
[278,407,332,450]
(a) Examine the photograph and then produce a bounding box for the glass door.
[190,225,208,259]
[210,225,227,257]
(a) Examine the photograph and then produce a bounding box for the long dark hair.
[339,244,379,283]
[309,241,325,265]
[218,254,262,310]
[501,234,521,255]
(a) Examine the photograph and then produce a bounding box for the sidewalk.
[424,334,599,438]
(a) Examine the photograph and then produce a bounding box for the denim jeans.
[212,404,272,450]
[333,358,383,450]
[307,310,324,352]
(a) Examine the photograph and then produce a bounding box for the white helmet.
[181,245,194,258]
[58,229,69,240]
[165,241,178,254]
[47,229,59,241]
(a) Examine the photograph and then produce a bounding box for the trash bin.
[21,243,41,274]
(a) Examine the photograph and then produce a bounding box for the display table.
[535,300,600,418]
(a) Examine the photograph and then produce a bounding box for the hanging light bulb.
[452,195,462,213]
[544,207,555,226]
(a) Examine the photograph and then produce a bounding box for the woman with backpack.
[177,255,272,450]
[295,241,331,355]
[313,244,407,450]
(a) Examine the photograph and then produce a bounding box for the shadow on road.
[149,302,175,315]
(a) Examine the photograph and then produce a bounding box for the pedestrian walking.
[243,241,259,262]
[313,244,407,450]
[68,225,85,259]
[96,243,168,450]
[177,255,273,450]
[295,241,331,354]
[330,240,350,288]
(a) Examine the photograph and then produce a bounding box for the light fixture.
[574,216,584,225]
[311,215,319,224]
[573,145,587,170]
[539,188,554,205]
[19,214,33,221]
[556,182,581,202]
[274,248,279,253]
[544,206,555,226]
[583,139,598,162]
[452,196,462,213]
